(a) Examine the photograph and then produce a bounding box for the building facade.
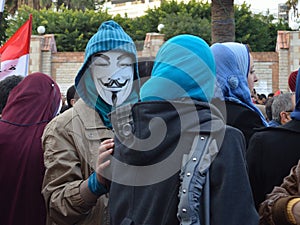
[29,31,299,96]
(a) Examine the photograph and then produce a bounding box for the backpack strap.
[177,134,219,225]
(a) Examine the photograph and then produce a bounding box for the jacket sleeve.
[210,126,259,225]
[41,119,101,225]
[259,163,300,225]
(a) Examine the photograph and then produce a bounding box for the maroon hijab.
[0,72,61,225]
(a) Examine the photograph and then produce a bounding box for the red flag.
[0,14,32,80]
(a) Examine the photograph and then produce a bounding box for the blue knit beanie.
[75,20,138,127]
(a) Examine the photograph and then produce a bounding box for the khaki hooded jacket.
[42,99,113,225]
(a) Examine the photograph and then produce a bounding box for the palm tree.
[211,0,235,43]
[286,0,298,16]
[5,0,41,14]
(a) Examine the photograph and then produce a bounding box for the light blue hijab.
[140,34,216,102]
[210,42,268,126]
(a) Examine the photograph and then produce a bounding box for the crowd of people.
[1,19,300,225]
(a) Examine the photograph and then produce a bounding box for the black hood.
[110,99,225,168]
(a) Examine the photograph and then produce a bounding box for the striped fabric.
[140,34,216,102]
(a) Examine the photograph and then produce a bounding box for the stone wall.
[251,52,278,96]
[28,31,300,96]
[51,52,84,93]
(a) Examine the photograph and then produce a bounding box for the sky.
[234,0,286,14]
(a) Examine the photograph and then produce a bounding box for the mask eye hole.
[92,54,110,66]
[117,53,134,68]
[119,63,132,68]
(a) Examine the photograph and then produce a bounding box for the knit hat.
[74,20,138,128]
[76,20,138,87]
[288,70,298,92]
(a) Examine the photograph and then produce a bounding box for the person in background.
[41,20,139,225]
[251,88,259,103]
[59,93,68,113]
[137,56,155,86]
[264,96,274,122]
[260,160,300,225]
[256,93,267,105]
[0,75,23,118]
[255,101,268,123]
[247,70,300,213]
[267,92,295,127]
[267,92,274,99]
[274,89,282,96]
[211,42,268,148]
[60,84,80,113]
[0,72,61,225]
[108,34,258,225]
[288,69,298,92]
[259,71,300,225]
[66,84,79,108]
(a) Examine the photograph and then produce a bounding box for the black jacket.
[212,99,266,147]
[109,99,258,225]
[246,119,300,210]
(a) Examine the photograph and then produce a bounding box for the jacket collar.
[257,119,300,133]
[280,119,300,133]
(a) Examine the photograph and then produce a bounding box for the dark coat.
[246,119,300,210]
[212,99,266,148]
[109,99,258,225]
[0,73,61,225]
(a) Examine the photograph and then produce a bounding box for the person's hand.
[95,138,114,186]
[292,201,300,224]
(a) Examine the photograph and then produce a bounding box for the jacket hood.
[110,99,226,167]
[2,72,61,125]
[74,20,139,127]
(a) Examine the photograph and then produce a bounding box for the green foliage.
[235,3,290,51]
[1,1,291,52]
[4,5,112,51]
[0,8,9,45]
[160,12,211,43]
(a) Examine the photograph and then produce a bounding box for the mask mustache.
[101,79,129,88]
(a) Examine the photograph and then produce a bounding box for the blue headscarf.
[140,34,215,102]
[210,42,268,126]
[75,20,139,128]
[291,68,300,120]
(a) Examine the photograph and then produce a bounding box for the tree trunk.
[17,0,40,10]
[211,0,235,44]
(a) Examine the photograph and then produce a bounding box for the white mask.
[91,51,134,106]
